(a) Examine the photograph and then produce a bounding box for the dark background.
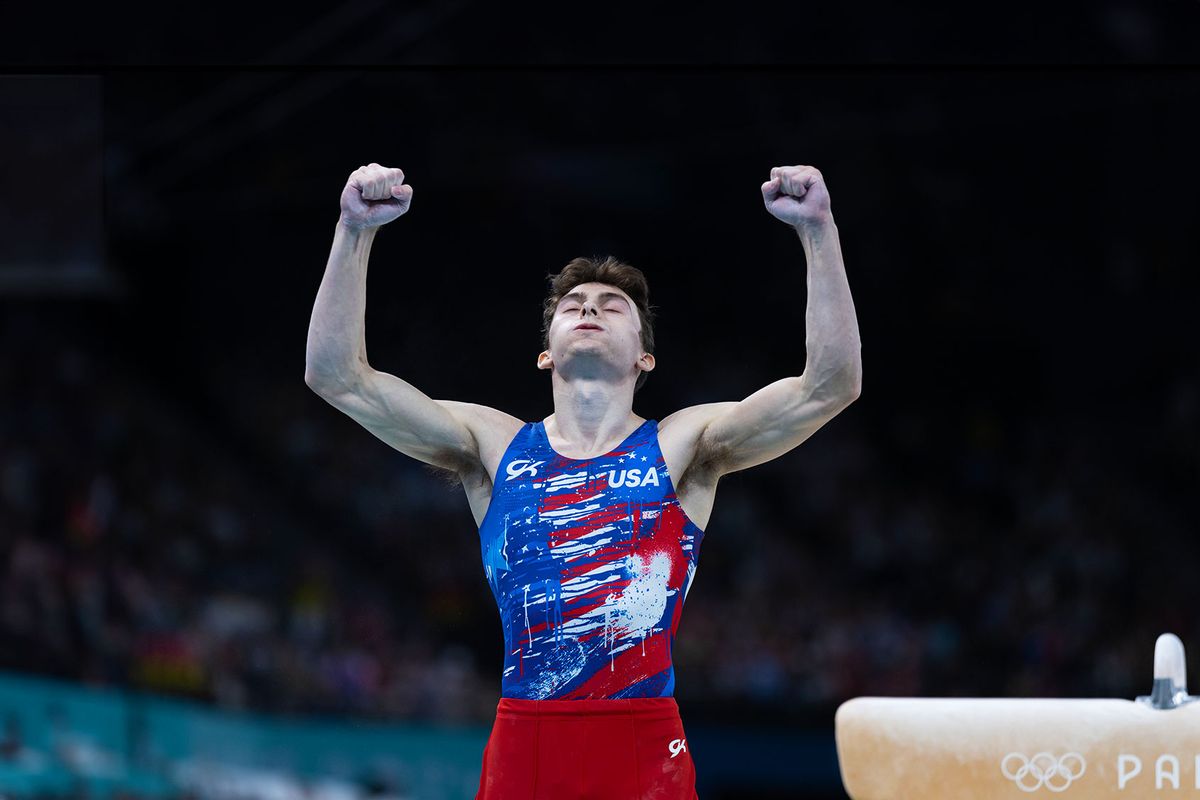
[1,6,1199,798]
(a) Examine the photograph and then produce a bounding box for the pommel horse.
[836,633,1200,797]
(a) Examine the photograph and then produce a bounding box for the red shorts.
[475,696,699,799]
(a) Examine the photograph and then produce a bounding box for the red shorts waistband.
[496,696,680,720]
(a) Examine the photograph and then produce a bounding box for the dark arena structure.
[1,9,1199,798]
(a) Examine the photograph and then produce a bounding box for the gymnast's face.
[537,282,654,384]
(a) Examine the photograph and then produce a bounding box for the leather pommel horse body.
[835,634,1200,798]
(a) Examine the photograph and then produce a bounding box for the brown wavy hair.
[541,255,657,393]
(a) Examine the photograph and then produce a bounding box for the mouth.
[573,324,603,331]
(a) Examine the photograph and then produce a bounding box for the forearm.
[796,218,862,394]
[304,216,378,389]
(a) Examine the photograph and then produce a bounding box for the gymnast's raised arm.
[303,163,490,478]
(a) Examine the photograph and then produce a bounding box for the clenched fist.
[761,165,831,229]
[340,163,413,230]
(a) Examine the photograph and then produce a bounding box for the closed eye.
[559,303,624,313]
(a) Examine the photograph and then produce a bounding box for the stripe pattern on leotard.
[477,418,705,700]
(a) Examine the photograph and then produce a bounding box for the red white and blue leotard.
[477,418,705,700]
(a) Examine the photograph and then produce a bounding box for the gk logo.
[669,738,687,759]
[506,459,545,481]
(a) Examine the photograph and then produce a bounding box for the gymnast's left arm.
[691,165,862,476]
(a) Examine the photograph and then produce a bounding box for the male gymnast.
[304,162,862,798]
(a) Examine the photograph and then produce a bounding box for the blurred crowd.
[2,304,1196,728]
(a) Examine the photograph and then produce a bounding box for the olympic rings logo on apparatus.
[1001,752,1087,793]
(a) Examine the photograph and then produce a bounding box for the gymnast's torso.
[474,417,708,699]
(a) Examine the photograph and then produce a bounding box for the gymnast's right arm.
[303,163,481,476]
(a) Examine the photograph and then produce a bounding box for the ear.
[537,350,553,371]
[638,352,656,373]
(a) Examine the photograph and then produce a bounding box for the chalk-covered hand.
[761,165,831,229]
[340,163,413,230]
